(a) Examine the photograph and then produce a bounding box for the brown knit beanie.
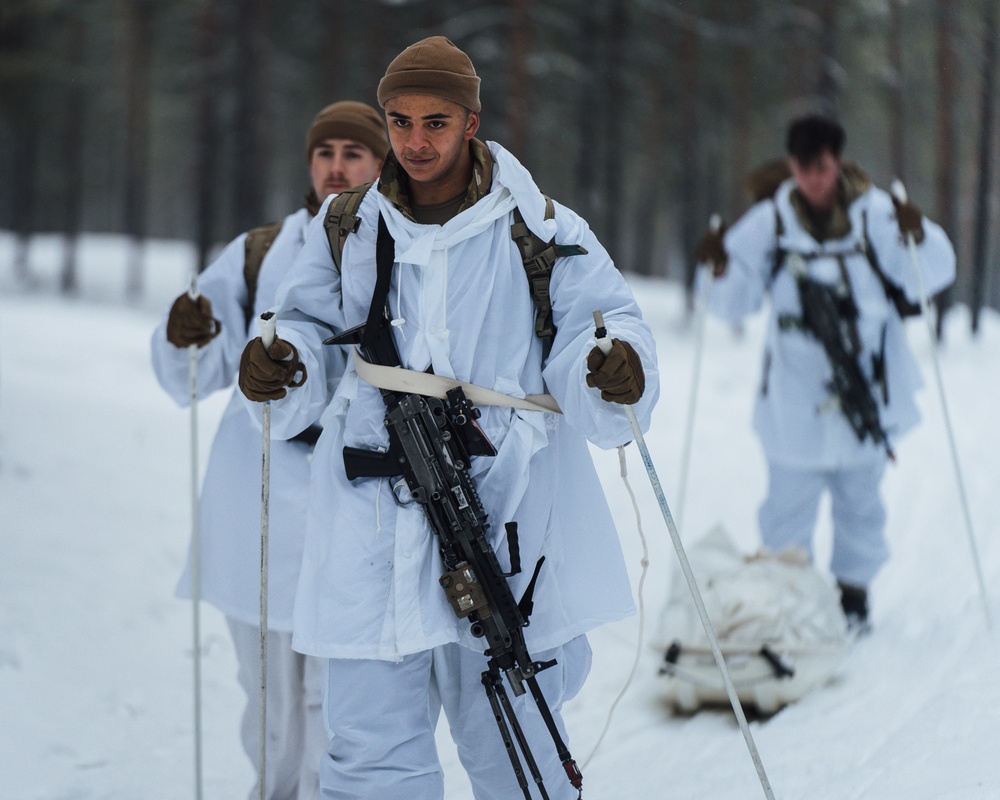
[377,36,481,112]
[305,101,389,162]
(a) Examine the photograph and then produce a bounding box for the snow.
[2,231,999,799]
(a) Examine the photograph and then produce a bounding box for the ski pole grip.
[592,310,613,356]
[709,213,722,233]
[890,179,908,205]
[259,311,276,351]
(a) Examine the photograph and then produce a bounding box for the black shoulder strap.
[243,220,284,329]
[861,209,922,318]
[769,201,787,283]
[324,182,376,273]
[510,196,587,359]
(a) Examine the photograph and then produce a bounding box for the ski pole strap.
[352,349,562,414]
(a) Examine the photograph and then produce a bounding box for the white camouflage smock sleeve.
[542,203,659,450]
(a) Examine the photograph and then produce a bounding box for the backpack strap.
[510,196,588,360]
[861,209,922,318]
[243,220,284,330]
[324,181,376,272]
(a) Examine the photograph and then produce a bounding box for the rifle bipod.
[481,656,584,799]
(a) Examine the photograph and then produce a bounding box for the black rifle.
[323,217,583,799]
[795,274,894,459]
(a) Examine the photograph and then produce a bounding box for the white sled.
[657,525,849,715]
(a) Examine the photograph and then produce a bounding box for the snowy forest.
[1,0,998,323]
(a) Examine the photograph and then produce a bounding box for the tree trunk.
[230,0,268,232]
[971,2,997,335]
[194,0,220,274]
[506,0,531,164]
[574,6,601,225]
[601,0,628,262]
[61,22,87,296]
[678,22,701,301]
[934,0,958,338]
[887,0,906,185]
[815,0,839,116]
[123,0,153,301]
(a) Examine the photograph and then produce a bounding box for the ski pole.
[676,214,721,530]
[187,272,204,800]
[593,311,776,800]
[889,181,992,627]
[257,311,276,800]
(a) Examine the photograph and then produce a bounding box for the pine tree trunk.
[230,0,267,233]
[195,0,220,274]
[971,2,997,334]
[887,0,906,185]
[61,23,87,296]
[123,0,153,301]
[934,0,958,338]
[506,0,531,163]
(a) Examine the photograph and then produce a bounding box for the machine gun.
[793,266,895,459]
[326,313,583,800]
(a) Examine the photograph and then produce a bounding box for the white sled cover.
[657,525,848,714]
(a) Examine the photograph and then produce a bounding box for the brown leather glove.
[166,293,222,348]
[586,338,645,405]
[892,196,925,245]
[695,222,729,277]
[238,337,307,401]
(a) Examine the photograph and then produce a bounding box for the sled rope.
[582,445,649,770]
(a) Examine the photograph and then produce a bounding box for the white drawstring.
[582,444,649,770]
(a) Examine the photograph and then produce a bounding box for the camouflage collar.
[377,138,495,222]
[790,161,871,242]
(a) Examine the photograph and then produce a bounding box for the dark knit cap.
[305,101,389,162]
[377,36,481,112]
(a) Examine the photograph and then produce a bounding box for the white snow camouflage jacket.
[250,141,660,660]
[705,176,955,469]
[152,207,337,630]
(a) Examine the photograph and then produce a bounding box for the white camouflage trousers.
[758,455,890,587]
[319,636,592,800]
[227,617,327,800]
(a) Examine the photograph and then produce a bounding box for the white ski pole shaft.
[257,311,276,800]
[593,311,776,800]
[187,272,204,800]
[889,181,991,627]
[676,213,722,529]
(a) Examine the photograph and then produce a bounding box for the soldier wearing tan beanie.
[239,36,656,800]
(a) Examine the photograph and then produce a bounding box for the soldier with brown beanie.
[239,36,657,799]
[152,101,386,800]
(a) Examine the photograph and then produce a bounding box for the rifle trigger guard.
[390,476,414,506]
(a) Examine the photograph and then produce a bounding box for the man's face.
[309,139,383,201]
[789,149,842,211]
[384,95,479,195]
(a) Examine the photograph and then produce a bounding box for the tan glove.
[892,196,925,245]
[166,293,222,348]
[238,337,307,401]
[586,338,645,405]
[695,222,729,277]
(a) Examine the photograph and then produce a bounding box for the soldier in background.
[696,114,955,632]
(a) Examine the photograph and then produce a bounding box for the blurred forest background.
[1,0,998,331]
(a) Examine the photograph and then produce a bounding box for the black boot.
[837,581,871,635]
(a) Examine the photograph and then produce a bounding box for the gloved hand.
[586,338,645,405]
[695,222,729,277]
[238,336,307,401]
[892,196,925,245]
[166,293,222,348]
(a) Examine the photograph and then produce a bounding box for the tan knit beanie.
[305,101,389,162]
[377,36,481,112]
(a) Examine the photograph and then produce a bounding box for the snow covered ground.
[2,232,998,799]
